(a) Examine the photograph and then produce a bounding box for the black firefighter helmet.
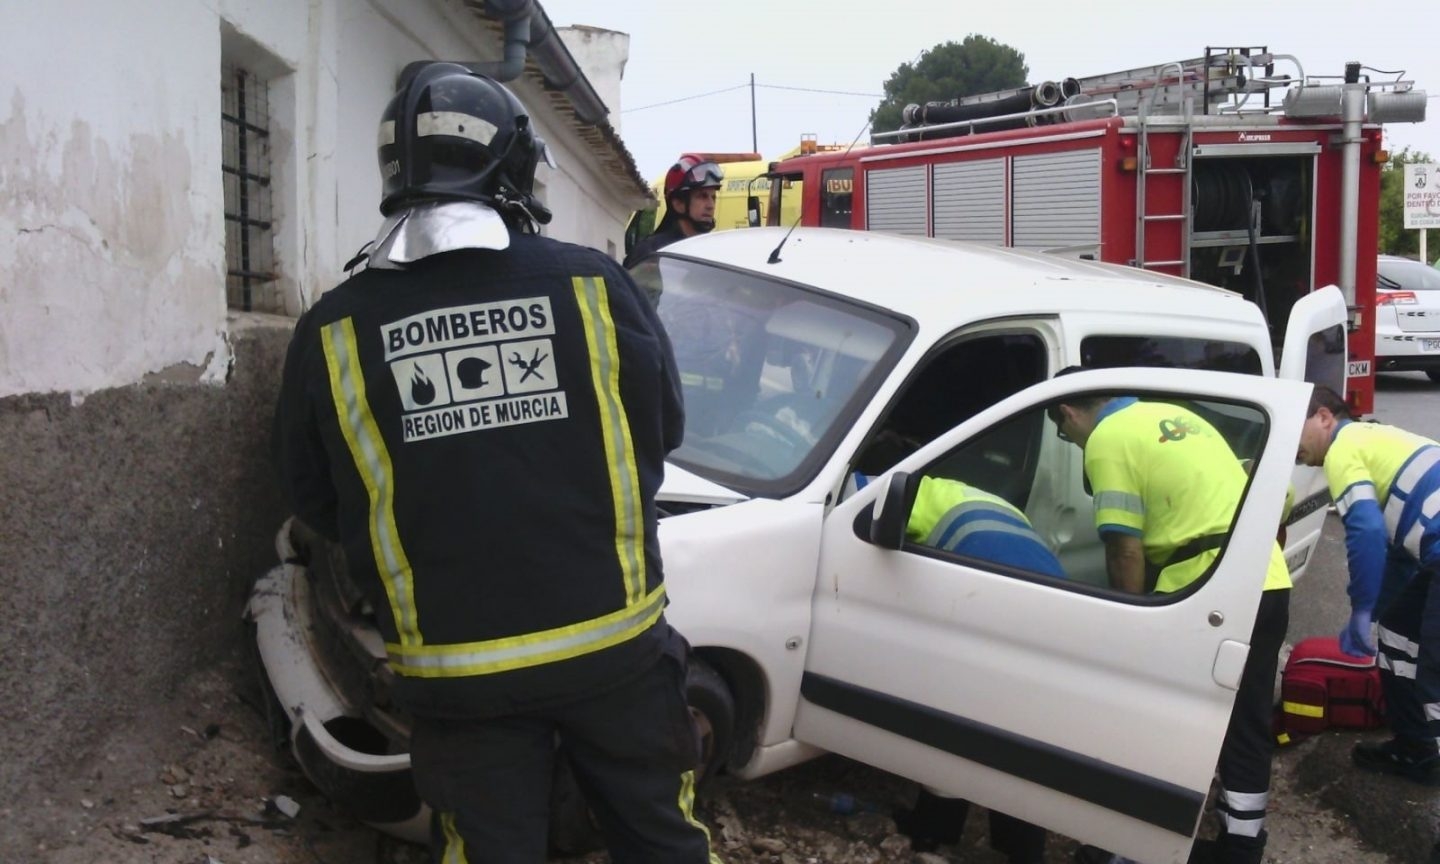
[377,62,552,226]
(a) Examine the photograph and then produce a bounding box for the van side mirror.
[867,471,915,549]
[746,195,761,228]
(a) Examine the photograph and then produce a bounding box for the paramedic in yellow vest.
[1297,384,1440,786]
[272,65,718,863]
[891,476,1061,863]
[1050,378,1290,864]
[907,477,1067,579]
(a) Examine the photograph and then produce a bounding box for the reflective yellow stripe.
[678,770,724,864]
[387,584,667,677]
[322,318,420,647]
[439,812,469,864]
[573,275,646,605]
[1282,700,1325,718]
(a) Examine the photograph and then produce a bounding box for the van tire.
[687,657,736,783]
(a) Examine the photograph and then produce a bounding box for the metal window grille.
[222,64,277,312]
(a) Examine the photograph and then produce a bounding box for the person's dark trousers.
[1210,587,1288,864]
[1377,566,1440,749]
[407,654,717,864]
[896,788,1045,863]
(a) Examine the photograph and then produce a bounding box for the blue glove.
[1339,609,1376,657]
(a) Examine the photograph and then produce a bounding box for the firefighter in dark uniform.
[273,63,719,864]
[622,153,723,268]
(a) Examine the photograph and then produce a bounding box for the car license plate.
[1423,339,1440,352]
[1284,543,1311,574]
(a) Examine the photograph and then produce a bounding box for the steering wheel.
[734,410,811,451]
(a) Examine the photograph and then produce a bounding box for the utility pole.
[750,72,758,153]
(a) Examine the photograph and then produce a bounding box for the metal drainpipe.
[399,1,611,126]
[1338,61,1364,309]
[471,0,534,83]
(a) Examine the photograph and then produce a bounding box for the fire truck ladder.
[1134,64,1195,276]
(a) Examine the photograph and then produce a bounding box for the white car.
[1376,254,1440,381]
[250,228,1346,862]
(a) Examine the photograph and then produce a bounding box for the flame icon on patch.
[410,367,437,405]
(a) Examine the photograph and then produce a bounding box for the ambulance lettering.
[382,297,568,442]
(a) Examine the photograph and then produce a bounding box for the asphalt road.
[1284,371,1440,864]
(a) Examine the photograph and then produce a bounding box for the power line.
[623,84,749,113]
[623,79,883,113]
[755,83,883,98]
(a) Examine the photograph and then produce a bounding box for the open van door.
[1275,284,1348,578]
[794,367,1311,864]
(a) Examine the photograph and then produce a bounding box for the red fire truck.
[761,48,1428,412]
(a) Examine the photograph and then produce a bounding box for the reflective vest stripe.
[1394,447,1440,498]
[1094,490,1145,518]
[386,584,667,677]
[573,275,646,606]
[439,812,467,864]
[930,512,1048,550]
[1337,482,1376,518]
[322,318,420,647]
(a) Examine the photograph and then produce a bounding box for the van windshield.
[631,255,911,496]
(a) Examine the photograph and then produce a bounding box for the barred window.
[222,64,277,312]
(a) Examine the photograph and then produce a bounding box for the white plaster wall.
[557,26,629,134]
[0,0,340,397]
[0,0,640,397]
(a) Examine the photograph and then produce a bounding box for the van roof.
[655,227,1258,330]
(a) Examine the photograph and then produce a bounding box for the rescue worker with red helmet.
[273,62,719,863]
[623,153,723,267]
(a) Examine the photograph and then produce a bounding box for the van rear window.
[1080,336,1263,375]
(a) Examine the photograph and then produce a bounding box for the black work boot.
[1353,737,1440,786]
[1186,837,1221,864]
[1218,830,1267,864]
[892,789,965,852]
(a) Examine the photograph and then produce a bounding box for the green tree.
[871,35,1029,135]
[1379,147,1437,260]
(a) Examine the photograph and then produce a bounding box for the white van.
[251,227,1344,862]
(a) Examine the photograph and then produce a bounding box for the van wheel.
[687,658,736,783]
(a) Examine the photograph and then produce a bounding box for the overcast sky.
[537,0,1440,183]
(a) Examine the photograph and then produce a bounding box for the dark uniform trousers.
[1211,587,1290,860]
[409,653,715,864]
[1377,566,1440,746]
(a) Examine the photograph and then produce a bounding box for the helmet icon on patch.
[457,355,492,389]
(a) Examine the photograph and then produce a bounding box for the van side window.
[899,394,1272,598]
[853,332,1046,484]
[1081,336,1263,375]
[820,168,854,229]
[1303,323,1346,395]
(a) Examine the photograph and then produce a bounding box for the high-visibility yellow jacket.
[1085,398,1290,594]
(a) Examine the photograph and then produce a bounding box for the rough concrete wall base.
[0,318,293,808]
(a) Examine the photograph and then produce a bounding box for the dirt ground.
[4,658,1398,864]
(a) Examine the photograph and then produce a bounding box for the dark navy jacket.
[274,232,684,719]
